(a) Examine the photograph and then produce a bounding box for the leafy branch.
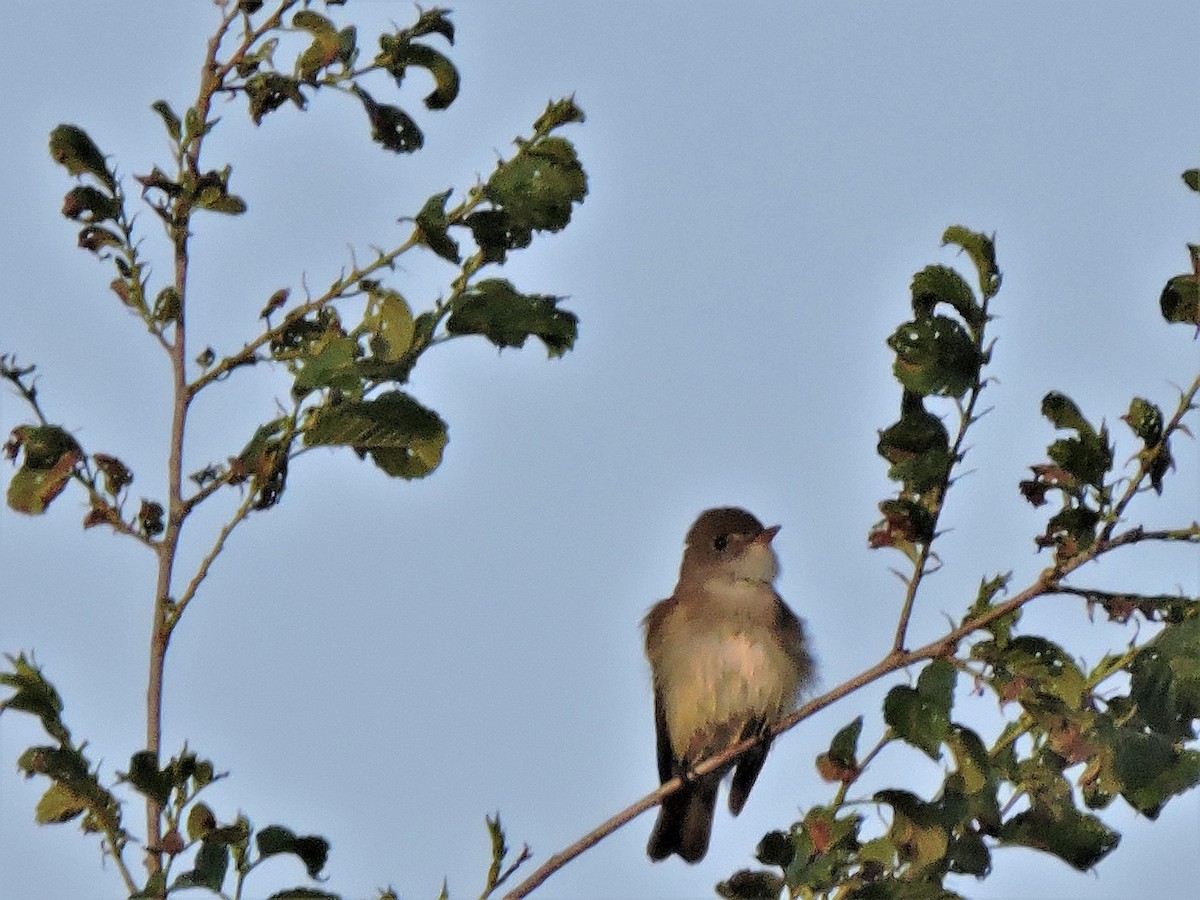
[2,4,587,898]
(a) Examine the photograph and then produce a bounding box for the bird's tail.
[646,776,720,864]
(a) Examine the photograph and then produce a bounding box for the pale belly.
[661,629,799,762]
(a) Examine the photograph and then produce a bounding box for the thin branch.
[168,488,258,629]
[79,482,159,550]
[1100,371,1200,544]
[143,4,246,878]
[187,234,420,396]
[180,467,237,517]
[892,312,997,654]
[103,832,138,898]
[1052,585,1199,606]
[1,357,50,425]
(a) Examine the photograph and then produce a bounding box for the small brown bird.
[644,507,814,863]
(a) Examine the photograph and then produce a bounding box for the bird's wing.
[654,687,675,784]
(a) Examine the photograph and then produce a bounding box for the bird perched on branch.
[644,507,815,863]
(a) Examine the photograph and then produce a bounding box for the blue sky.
[2,3,1198,898]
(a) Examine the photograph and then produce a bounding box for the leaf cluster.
[226,3,458,155]
[717,170,1200,900]
[11,16,587,519]
[723,612,1200,900]
[0,652,357,899]
[870,227,1000,558]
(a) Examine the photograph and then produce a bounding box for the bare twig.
[168,487,259,629]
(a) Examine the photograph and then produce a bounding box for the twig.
[168,488,259,629]
[891,289,999,654]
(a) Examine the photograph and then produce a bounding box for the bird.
[644,507,814,863]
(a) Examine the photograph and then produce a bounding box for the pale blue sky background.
[2,3,1198,899]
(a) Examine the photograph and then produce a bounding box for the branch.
[1,356,50,425]
[186,233,420,396]
[891,349,999,652]
[1101,371,1200,543]
[167,487,259,630]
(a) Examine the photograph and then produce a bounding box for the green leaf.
[869,496,936,551]
[5,425,82,514]
[292,10,336,36]
[233,418,290,482]
[61,185,119,223]
[1159,274,1200,327]
[231,417,292,509]
[886,315,980,398]
[244,72,307,124]
[405,43,459,110]
[910,265,984,330]
[370,292,416,362]
[411,7,454,42]
[77,225,123,254]
[1122,397,1164,444]
[123,751,172,806]
[482,136,588,237]
[963,572,1016,645]
[412,189,460,262]
[941,226,1001,300]
[196,191,248,215]
[755,830,795,868]
[35,781,88,825]
[1183,168,1200,192]
[188,802,217,841]
[291,333,362,399]
[0,654,69,743]
[353,85,422,153]
[267,889,343,900]
[973,635,1087,712]
[447,278,578,356]
[815,716,863,783]
[172,838,229,892]
[293,10,344,82]
[1040,392,1112,489]
[1129,617,1200,741]
[131,872,168,899]
[946,726,993,797]
[1040,391,1089,432]
[14,742,123,836]
[873,789,950,875]
[1110,727,1200,817]
[998,801,1118,871]
[1122,396,1171,494]
[257,825,331,879]
[374,32,460,109]
[877,393,952,493]
[49,124,114,189]
[151,100,182,141]
[883,660,955,760]
[533,96,586,134]
[716,870,787,900]
[304,391,447,479]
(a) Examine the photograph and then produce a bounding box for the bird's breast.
[656,620,801,763]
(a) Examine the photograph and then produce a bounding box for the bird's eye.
[713,534,728,551]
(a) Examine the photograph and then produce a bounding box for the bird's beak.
[756,525,781,545]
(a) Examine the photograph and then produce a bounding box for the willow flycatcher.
[644,507,814,863]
